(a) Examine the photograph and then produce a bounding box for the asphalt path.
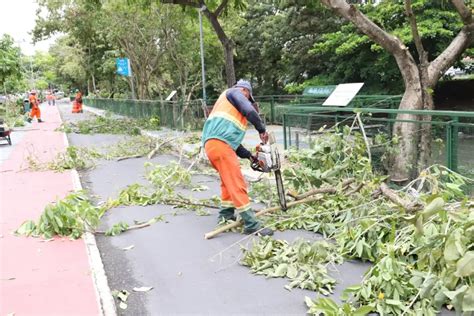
[57,103,373,315]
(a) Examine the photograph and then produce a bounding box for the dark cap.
[234,79,255,103]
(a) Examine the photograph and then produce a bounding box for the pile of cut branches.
[27,135,173,172]
[16,159,219,239]
[57,114,160,135]
[242,124,474,315]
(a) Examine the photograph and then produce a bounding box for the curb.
[62,131,117,316]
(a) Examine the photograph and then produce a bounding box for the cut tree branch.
[204,195,322,239]
[290,178,355,200]
[380,183,421,212]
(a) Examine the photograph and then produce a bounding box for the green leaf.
[415,214,424,235]
[385,299,403,306]
[304,296,314,308]
[444,285,468,311]
[287,265,298,279]
[444,235,461,262]
[422,197,444,220]
[274,263,288,277]
[354,305,373,316]
[341,285,361,300]
[462,286,474,312]
[455,251,474,277]
[15,220,37,236]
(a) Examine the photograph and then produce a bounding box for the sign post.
[116,58,136,99]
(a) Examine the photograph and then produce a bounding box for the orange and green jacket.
[29,95,39,108]
[202,88,265,152]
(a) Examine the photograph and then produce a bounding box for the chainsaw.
[250,133,287,211]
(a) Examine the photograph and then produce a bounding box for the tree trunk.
[223,41,236,87]
[91,73,96,94]
[320,0,473,182]
[390,87,422,182]
[202,8,236,87]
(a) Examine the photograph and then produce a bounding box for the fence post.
[446,121,453,170]
[283,113,287,150]
[270,96,275,124]
[452,117,459,171]
[295,132,299,150]
[288,125,292,147]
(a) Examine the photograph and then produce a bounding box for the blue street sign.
[116,58,131,77]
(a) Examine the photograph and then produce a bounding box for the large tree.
[161,0,247,87]
[35,0,111,94]
[320,0,473,181]
[234,1,340,94]
[0,35,23,92]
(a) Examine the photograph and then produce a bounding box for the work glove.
[259,131,269,144]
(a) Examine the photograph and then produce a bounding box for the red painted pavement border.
[0,104,100,315]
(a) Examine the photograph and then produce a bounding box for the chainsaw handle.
[250,160,264,172]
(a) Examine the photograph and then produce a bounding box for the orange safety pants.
[72,101,83,113]
[204,139,250,212]
[30,106,41,119]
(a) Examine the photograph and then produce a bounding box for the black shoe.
[27,118,32,123]
[38,119,43,123]
[244,227,274,236]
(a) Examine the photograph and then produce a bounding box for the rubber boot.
[38,119,43,123]
[27,117,32,123]
[217,207,236,223]
[240,209,273,236]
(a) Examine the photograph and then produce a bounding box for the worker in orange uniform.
[72,89,83,113]
[27,90,43,123]
[202,80,273,236]
[46,89,56,106]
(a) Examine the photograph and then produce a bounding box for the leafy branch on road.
[242,237,342,293]
[56,114,160,135]
[240,127,474,315]
[16,160,219,239]
[26,135,173,172]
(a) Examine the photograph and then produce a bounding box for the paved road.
[58,103,373,315]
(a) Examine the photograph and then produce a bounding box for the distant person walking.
[72,90,83,113]
[47,90,56,106]
[27,90,43,123]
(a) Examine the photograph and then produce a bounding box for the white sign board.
[165,90,177,101]
[322,83,364,107]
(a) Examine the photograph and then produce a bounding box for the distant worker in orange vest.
[201,79,273,236]
[27,90,43,123]
[72,89,83,113]
[46,89,56,106]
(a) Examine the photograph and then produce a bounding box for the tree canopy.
[3,0,466,100]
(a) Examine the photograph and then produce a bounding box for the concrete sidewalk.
[0,104,103,315]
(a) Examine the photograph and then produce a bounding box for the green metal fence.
[282,107,474,178]
[255,95,402,124]
[84,97,208,130]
